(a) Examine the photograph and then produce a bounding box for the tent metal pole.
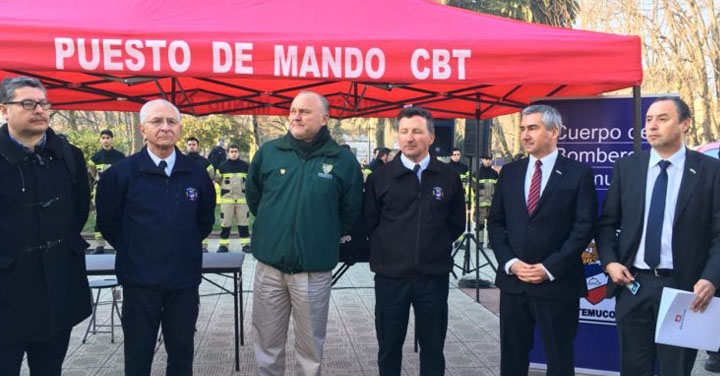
[633,86,642,152]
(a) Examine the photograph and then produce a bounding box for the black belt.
[631,267,674,277]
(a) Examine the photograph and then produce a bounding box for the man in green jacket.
[246,91,363,376]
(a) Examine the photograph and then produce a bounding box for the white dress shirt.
[400,153,431,182]
[506,148,559,280]
[524,149,559,202]
[147,148,176,177]
[633,147,686,269]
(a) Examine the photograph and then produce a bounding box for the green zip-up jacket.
[246,132,363,273]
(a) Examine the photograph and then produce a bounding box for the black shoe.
[92,246,105,255]
[202,247,209,253]
[241,244,251,254]
[706,354,720,372]
[217,245,229,253]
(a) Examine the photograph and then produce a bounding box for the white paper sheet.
[655,287,720,351]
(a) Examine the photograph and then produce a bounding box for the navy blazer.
[488,154,598,299]
[96,147,216,289]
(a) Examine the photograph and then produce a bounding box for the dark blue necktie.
[158,160,167,175]
[412,164,421,182]
[645,160,670,268]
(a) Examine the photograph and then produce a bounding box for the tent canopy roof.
[0,0,642,118]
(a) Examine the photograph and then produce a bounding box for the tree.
[444,0,578,27]
[576,0,720,147]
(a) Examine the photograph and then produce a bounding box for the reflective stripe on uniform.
[219,198,247,204]
[220,172,247,178]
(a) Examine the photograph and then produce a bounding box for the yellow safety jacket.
[215,159,249,204]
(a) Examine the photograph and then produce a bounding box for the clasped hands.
[510,260,549,284]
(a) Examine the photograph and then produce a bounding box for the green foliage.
[180,115,239,153]
[63,125,130,162]
[62,129,98,162]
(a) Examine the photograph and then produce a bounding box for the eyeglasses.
[4,100,52,111]
[146,117,180,126]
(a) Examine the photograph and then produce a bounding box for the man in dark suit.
[596,96,720,376]
[488,104,598,376]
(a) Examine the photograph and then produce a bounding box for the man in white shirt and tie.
[597,96,720,376]
[488,104,598,376]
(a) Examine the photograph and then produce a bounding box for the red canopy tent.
[0,0,642,119]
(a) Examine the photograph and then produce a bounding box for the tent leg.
[633,86,642,152]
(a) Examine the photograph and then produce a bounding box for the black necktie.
[412,164,421,182]
[158,160,167,174]
[645,160,670,268]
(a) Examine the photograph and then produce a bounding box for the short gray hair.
[522,104,563,132]
[296,90,330,116]
[139,99,182,123]
[0,76,46,103]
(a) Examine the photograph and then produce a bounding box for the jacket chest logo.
[322,163,333,174]
[185,187,198,201]
[318,163,334,179]
[432,186,444,200]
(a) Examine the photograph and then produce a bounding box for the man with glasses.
[96,99,216,375]
[0,76,92,375]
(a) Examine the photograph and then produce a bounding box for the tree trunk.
[375,118,386,148]
[130,112,143,153]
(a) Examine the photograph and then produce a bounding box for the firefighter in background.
[185,136,215,252]
[215,144,250,253]
[207,139,227,170]
[475,156,498,227]
[448,148,472,224]
[363,147,390,180]
[88,129,125,254]
[448,147,469,178]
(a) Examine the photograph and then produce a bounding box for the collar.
[400,153,430,171]
[146,147,176,167]
[0,124,63,165]
[140,146,192,174]
[528,148,559,169]
[9,131,46,151]
[649,145,686,168]
[275,130,340,157]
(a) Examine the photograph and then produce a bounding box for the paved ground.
[19,239,718,375]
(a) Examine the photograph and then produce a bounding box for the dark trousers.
[499,292,578,376]
[615,273,697,376]
[0,327,72,376]
[122,286,199,376]
[374,273,449,376]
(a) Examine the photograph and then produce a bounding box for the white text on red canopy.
[54,38,471,81]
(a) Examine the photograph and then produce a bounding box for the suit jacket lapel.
[513,158,530,220]
[674,149,701,226]
[530,154,567,218]
[626,151,650,259]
